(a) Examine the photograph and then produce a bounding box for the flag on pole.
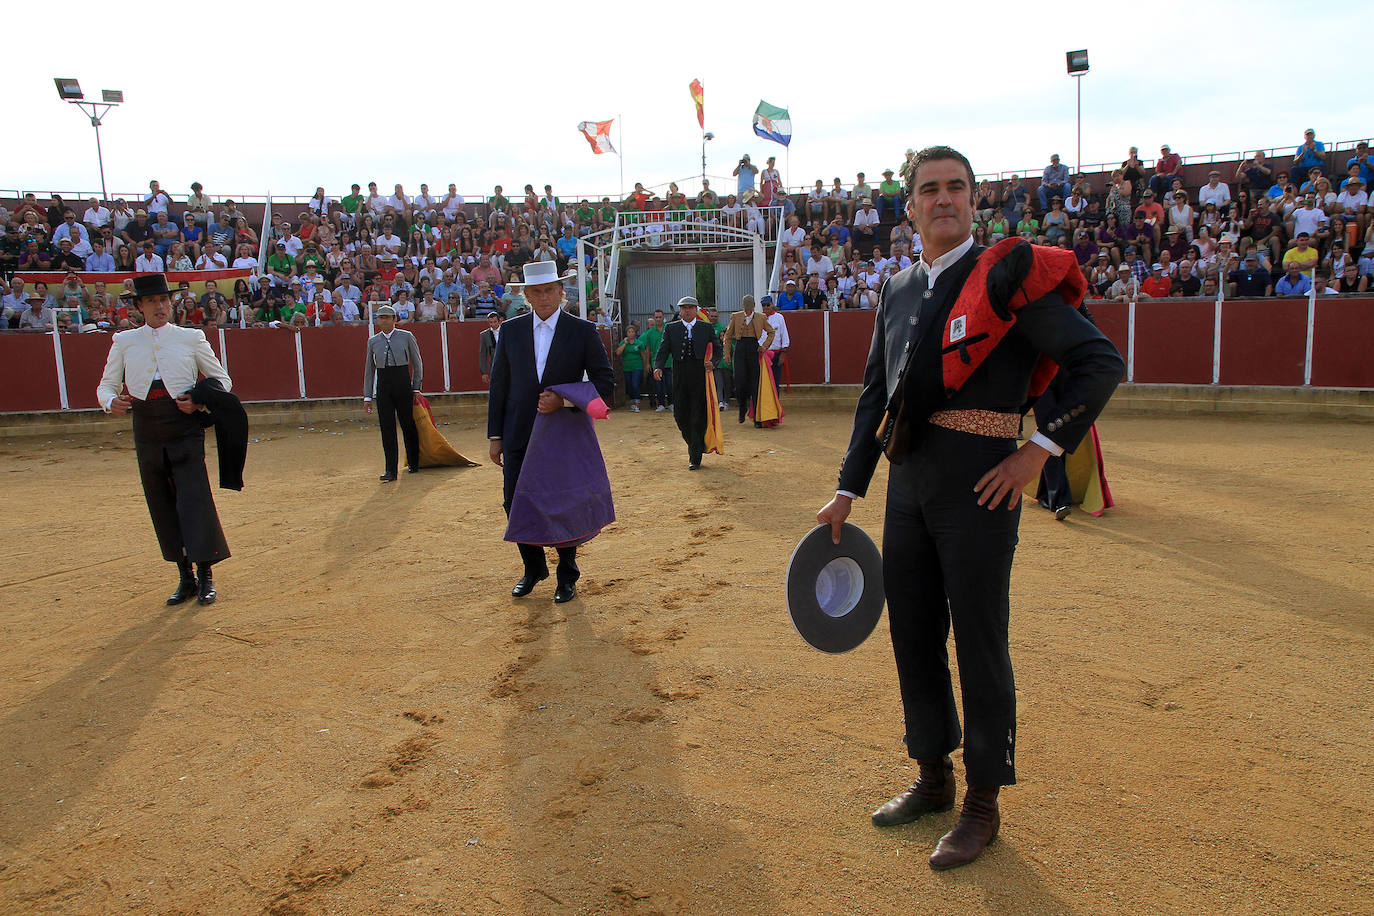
[752,101,792,147]
[577,120,618,155]
[690,79,705,130]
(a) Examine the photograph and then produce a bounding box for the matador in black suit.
[487,261,615,604]
[818,147,1124,871]
[654,295,720,470]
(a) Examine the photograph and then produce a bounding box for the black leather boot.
[196,563,217,605]
[167,559,198,606]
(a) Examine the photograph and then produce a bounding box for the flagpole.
[785,102,790,197]
[618,113,624,203]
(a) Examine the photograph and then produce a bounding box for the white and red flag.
[577,120,617,155]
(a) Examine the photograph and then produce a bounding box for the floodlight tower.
[54,79,124,201]
[1065,51,1089,178]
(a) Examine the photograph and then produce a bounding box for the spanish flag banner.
[689,79,705,130]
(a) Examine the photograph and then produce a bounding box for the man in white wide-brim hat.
[487,260,616,603]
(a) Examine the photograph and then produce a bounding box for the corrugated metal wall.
[713,261,754,317]
[625,263,696,330]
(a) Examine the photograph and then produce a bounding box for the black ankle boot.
[196,563,217,605]
[167,559,198,606]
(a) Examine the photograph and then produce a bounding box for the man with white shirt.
[83,197,111,232]
[761,297,789,386]
[442,184,465,222]
[414,184,438,221]
[196,246,227,270]
[375,226,404,260]
[486,260,615,603]
[135,242,166,272]
[816,145,1122,872]
[278,224,303,258]
[362,304,423,481]
[780,214,807,257]
[806,243,835,281]
[852,197,880,251]
[145,180,173,217]
[387,184,411,216]
[1198,171,1232,209]
[97,273,235,606]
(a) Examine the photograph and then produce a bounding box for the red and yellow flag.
[689,79,705,130]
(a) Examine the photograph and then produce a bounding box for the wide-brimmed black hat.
[131,273,172,300]
[786,523,885,653]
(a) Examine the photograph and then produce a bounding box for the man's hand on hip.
[974,440,1052,510]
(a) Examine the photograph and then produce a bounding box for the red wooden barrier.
[3,297,1372,414]
[1219,299,1306,386]
[221,328,300,402]
[1311,298,1374,388]
[782,311,825,385]
[1089,302,1130,375]
[60,333,122,409]
[301,325,370,399]
[445,321,488,392]
[828,311,877,385]
[0,335,61,411]
[1131,299,1215,384]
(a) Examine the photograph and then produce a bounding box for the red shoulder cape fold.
[940,238,1088,399]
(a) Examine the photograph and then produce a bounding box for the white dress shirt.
[532,305,561,381]
[766,312,789,349]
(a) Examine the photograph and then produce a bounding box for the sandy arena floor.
[0,405,1370,915]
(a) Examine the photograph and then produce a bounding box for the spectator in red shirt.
[1149,144,1184,199]
[1137,189,1166,226]
[1141,263,1172,298]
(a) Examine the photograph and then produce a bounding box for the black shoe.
[554,582,577,604]
[688,462,701,470]
[871,757,956,826]
[511,572,548,598]
[196,565,217,606]
[167,562,199,606]
[407,466,420,474]
[379,472,397,481]
[738,417,746,424]
[754,421,763,429]
[1054,505,1072,521]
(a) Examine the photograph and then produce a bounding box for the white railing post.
[1303,285,1317,386]
[1212,285,1224,385]
[51,326,70,410]
[440,320,451,391]
[294,331,306,399]
[1126,297,1136,383]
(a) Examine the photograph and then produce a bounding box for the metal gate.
[713,261,754,317]
[625,263,696,330]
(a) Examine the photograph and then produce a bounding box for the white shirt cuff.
[1030,431,1065,457]
[836,490,860,500]
[363,397,372,402]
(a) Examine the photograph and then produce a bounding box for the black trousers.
[132,397,230,566]
[882,425,1019,787]
[375,366,419,475]
[1038,454,1072,511]
[671,360,709,462]
[502,450,579,587]
[733,337,760,422]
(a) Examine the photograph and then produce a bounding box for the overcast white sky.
[7,1,1368,203]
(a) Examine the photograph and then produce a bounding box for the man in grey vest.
[363,304,422,481]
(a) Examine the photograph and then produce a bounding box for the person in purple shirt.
[1071,229,1099,266]
[1124,211,1156,263]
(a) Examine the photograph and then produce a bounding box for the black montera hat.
[131,273,172,300]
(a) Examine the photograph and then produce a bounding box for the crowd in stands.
[2,130,1371,333]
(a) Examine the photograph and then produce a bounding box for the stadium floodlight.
[56,78,124,202]
[1065,50,1089,178]
[54,78,84,100]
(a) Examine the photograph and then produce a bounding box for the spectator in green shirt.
[639,309,670,411]
[877,168,904,221]
[615,322,650,411]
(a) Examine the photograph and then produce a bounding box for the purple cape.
[504,381,615,547]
